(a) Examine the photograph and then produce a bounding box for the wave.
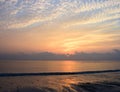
[0,69,120,77]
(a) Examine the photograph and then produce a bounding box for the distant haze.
[0,49,120,60]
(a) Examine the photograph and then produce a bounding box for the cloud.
[0,0,120,30]
[0,49,120,60]
[0,0,120,54]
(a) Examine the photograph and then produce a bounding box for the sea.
[0,60,120,73]
[0,60,120,92]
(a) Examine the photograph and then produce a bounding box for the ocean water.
[0,60,120,92]
[0,60,120,73]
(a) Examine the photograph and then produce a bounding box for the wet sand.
[0,72,120,92]
[10,81,120,92]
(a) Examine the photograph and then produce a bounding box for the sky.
[0,0,120,54]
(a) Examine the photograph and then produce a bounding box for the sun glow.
[0,0,120,54]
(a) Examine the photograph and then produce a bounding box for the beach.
[0,0,120,92]
[0,72,120,92]
[0,60,120,92]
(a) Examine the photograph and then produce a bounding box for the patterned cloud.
[0,0,120,53]
[0,0,120,30]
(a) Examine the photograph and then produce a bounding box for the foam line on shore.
[0,69,120,77]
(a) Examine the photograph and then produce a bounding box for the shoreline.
[0,72,120,92]
[0,69,120,77]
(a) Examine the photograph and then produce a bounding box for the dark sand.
[10,82,120,92]
[0,72,120,92]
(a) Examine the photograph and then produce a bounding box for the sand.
[0,72,120,92]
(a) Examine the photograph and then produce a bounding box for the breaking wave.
[0,69,120,77]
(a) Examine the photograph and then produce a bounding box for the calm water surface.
[0,60,120,73]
